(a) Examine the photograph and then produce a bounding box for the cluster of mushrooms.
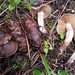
[0,1,75,64]
[30,1,75,64]
[0,28,18,57]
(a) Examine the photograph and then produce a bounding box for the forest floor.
[0,0,75,75]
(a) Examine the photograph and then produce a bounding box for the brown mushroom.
[24,15,42,47]
[6,19,27,52]
[0,28,11,45]
[30,1,51,34]
[30,3,51,19]
[0,40,18,57]
[56,13,75,63]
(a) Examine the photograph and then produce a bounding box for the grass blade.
[41,55,51,75]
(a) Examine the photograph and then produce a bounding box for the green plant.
[33,69,44,75]
[33,54,70,75]
[60,34,65,40]
[58,34,65,45]
[47,24,56,30]
[43,40,53,54]
[41,55,52,75]
[21,1,32,10]
[8,0,21,11]
[57,71,70,75]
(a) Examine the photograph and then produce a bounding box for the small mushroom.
[0,40,18,57]
[56,13,75,63]
[0,28,11,45]
[30,1,51,34]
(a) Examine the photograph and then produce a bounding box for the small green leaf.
[49,45,53,50]
[8,0,14,4]
[14,0,21,5]
[41,55,51,75]
[44,40,48,46]
[8,4,15,11]
[60,34,65,39]
[47,25,53,29]
[43,48,48,54]
[26,3,32,10]
[33,69,44,75]
[57,71,70,75]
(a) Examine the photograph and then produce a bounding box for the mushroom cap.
[56,14,75,35]
[0,40,18,57]
[56,19,66,34]
[0,28,11,45]
[30,4,51,19]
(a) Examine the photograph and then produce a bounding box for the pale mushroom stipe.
[56,13,75,64]
[30,2,51,34]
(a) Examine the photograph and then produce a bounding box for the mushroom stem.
[67,52,75,63]
[59,23,74,55]
[38,11,47,34]
[65,23,74,45]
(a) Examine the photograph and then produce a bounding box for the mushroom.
[6,19,28,52]
[0,40,18,57]
[30,1,51,34]
[56,13,75,63]
[0,28,11,45]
